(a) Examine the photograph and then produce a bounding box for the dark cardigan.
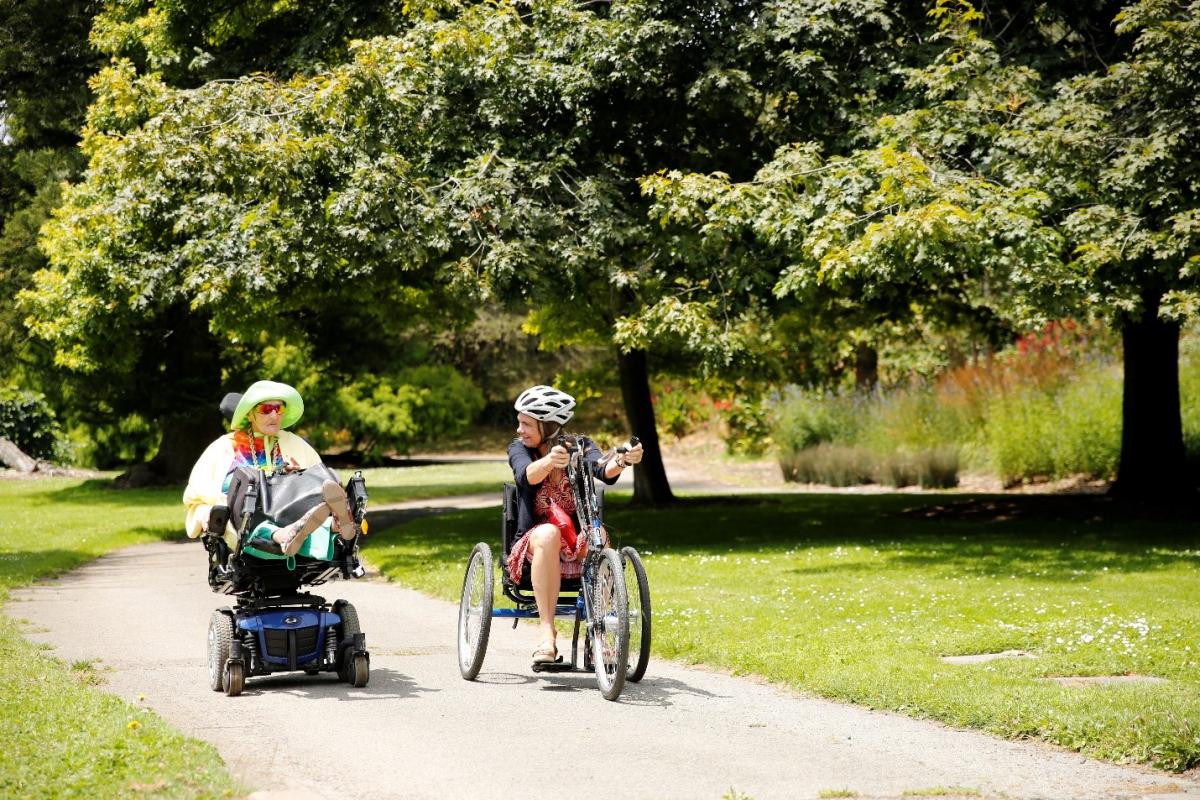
[507,436,619,536]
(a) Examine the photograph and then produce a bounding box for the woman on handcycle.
[507,385,643,664]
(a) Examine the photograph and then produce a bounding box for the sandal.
[322,480,357,541]
[532,642,558,664]
[275,504,331,557]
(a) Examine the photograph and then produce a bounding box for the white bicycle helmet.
[514,385,576,425]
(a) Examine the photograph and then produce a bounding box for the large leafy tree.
[29,0,926,501]
[645,0,1199,498]
[15,0,445,481]
[0,0,103,390]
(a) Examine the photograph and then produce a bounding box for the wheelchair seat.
[203,468,368,598]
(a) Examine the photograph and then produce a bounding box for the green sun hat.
[229,380,304,431]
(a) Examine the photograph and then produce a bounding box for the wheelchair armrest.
[206,505,230,537]
[346,470,368,523]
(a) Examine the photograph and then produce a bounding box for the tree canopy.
[7,0,1198,497]
[645,0,1199,496]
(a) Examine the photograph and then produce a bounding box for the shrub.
[780,443,875,486]
[0,387,64,462]
[774,321,1126,487]
[653,383,711,440]
[718,393,773,457]
[775,389,866,453]
[68,414,157,469]
[1181,334,1200,463]
[985,366,1121,485]
[326,366,485,461]
[916,447,960,488]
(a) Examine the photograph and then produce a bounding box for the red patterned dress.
[507,469,587,583]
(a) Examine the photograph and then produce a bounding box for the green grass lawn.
[0,477,240,799]
[5,467,1198,789]
[362,491,1200,772]
[0,461,508,798]
[356,460,510,506]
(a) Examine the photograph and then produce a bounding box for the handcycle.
[456,435,652,701]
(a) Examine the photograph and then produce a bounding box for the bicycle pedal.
[531,656,570,673]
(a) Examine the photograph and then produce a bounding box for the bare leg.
[527,523,562,654]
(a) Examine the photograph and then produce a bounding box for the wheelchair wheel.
[207,610,233,692]
[224,659,245,697]
[621,546,651,683]
[337,602,362,683]
[589,547,629,701]
[457,542,493,680]
[346,652,369,688]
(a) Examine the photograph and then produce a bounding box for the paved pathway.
[8,493,1199,800]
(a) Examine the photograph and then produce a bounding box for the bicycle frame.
[563,435,607,638]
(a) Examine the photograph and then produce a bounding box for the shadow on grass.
[0,526,181,588]
[40,479,182,505]
[0,548,108,588]
[363,492,1200,586]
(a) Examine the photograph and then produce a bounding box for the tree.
[14,0,461,482]
[644,0,1199,498]
[29,0,935,500]
[0,0,104,392]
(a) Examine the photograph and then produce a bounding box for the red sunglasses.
[255,401,287,416]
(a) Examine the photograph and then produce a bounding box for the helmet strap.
[538,421,561,447]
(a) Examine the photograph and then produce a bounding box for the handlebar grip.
[617,435,641,454]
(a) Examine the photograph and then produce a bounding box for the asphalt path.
[9,495,1199,800]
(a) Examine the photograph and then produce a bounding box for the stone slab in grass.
[939,649,1036,665]
[1046,674,1168,687]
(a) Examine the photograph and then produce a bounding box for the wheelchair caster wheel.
[343,652,369,688]
[224,660,244,697]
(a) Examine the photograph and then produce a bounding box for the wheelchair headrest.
[220,392,242,425]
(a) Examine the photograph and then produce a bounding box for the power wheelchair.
[201,466,371,696]
[456,435,651,701]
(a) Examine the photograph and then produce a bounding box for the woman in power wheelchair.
[183,380,371,696]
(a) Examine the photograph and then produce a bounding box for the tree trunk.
[616,348,675,506]
[115,307,225,487]
[854,344,878,392]
[1111,288,1190,499]
[0,437,37,472]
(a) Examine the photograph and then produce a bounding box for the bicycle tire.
[457,542,493,680]
[621,546,651,682]
[589,547,628,700]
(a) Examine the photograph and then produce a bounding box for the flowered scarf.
[231,429,286,475]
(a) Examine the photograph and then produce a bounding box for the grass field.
[0,477,240,799]
[0,460,508,798]
[4,465,1197,795]
[363,490,1200,772]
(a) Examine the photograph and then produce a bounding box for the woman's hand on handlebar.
[547,444,569,469]
[621,441,644,466]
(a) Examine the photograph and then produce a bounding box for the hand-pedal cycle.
[456,435,651,700]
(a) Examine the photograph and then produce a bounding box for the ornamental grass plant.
[774,322,1200,487]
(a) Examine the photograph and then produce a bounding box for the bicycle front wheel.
[589,547,629,701]
[457,542,493,680]
[621,546,651,682]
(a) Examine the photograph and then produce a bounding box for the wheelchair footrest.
[531,656,575,673]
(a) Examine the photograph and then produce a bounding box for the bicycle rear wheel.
[457,542,493,680]
[621,546,651,682]
[589,547,628,701]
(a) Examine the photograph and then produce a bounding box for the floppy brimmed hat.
[230,380,304,430]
